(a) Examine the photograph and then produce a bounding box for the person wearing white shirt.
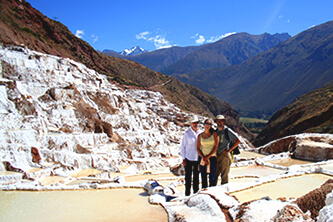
[181,116,202,196]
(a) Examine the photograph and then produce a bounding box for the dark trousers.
[184,159,199,196]
[199,156,217,188]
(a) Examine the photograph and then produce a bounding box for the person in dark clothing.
[214,115,240,185]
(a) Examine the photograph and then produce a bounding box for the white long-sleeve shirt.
[180,127,202,161]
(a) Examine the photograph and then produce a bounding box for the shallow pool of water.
[267,158,313,167]
[231,173,332,203]
[38,176,66,186]
[236,151,266,159]
[0,188,167,222]
[230,165,284,177]
[69,168,103,178]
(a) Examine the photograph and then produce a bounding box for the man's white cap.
[216,115,226,120]
[189,116,200,123]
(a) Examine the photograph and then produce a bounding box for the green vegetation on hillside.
[253,81,333,146]
[240,117,268,135]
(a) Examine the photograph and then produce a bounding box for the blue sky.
[27,0,333,52]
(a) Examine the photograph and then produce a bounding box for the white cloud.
[91,34,99,43]
[206,32,236,43]
[75,30,84,39]
[191,33,205,44]
[192,32,236,44]
[136,30,172,49]
[196,35,206,44]
[152,35,172,49]
[136,31,150,40]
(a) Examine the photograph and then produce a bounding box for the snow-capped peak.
[120,46,147,56]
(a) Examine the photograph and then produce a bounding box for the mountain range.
[119,46,148,56]
[163,32,291,75]
[102,45,202,72]
[173,21,333,116]
[103,46,148,56]
[106,23,333,118]
[102,33,290,75]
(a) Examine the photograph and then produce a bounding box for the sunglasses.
[204,123,212,126]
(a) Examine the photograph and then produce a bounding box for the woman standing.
[197,119,219,188]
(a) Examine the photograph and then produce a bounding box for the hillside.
[0,0,253,140]
[175,21,333,116]
[162,32,290,75]
[253,81,333,146]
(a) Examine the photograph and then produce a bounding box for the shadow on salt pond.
[0,189,168,222]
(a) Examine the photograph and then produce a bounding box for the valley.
[239,117,268,135]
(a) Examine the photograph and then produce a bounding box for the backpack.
[225,128,240,155]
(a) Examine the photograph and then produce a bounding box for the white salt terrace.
[1,46,332,221]
[1,151,332,221]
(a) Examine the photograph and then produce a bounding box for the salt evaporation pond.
[1,152,332,221]
[231,173,332,203]
[230,165,284,177]
[236,150,266,159]
[267,158,313,167]
[0,189,167,222]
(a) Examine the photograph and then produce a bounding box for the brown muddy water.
[0,188,167,222]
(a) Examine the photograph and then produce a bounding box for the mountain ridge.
[175,20,333,116]
[102,32,290,75]
[120,46,148,56]
[162,32,291,75]
[103,45,203,72]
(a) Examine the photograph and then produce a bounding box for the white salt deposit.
[0,45,332,221]
[318,191,333,222]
